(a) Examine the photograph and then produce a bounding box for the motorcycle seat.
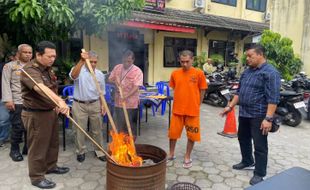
[280,90,302,96]
[209,81,223,86]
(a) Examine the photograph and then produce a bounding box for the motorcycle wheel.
[218,95,228,108]
[284,107,302,127]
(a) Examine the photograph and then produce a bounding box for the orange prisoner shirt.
[170,67,207,116]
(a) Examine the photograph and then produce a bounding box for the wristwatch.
[264,116,273,122]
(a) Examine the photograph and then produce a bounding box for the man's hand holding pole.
[21,68,116,163]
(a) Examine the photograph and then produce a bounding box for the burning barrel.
[106,144,167,190]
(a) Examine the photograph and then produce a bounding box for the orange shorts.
[168,114,200,142]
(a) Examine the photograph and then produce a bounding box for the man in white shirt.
[69,50,106,162]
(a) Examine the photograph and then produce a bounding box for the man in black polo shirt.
[221,44,281,185]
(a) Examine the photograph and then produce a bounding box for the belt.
[22,107,54,112]
[73,98,98,104]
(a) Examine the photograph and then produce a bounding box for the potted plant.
[193,52,207,70]
[209,54,224,66]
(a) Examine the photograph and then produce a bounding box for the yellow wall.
[166,0,267,22]
[270,0,310,74]
[207,0,268,22]
[150,30,244,83]
[152,30,199,83]
[270,0,304,54]
[166,0,195,11]
[206,0,241,18]
[83,27,155,74]
[84,28,246,83]
[83,0,273,82]
[83,32,109,71]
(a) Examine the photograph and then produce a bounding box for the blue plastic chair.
[62,85,74,128]
[155,81,170,115]
[139,85,147,118]
[103,83,115,123]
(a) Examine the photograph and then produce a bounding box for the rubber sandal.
[166,156,176,163]
[183,159,192,169]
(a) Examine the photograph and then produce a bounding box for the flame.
[109,131,143,167]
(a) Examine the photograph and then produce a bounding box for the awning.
[124,21,196,33]
[131,8,269,33]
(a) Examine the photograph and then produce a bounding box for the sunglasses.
[90,61,97,64]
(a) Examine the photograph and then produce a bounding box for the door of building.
[108,29,145,81]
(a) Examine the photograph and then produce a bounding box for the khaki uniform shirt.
[21,59,58,110]
[1,61,26,104]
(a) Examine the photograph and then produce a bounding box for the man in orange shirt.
[168,50,207,168]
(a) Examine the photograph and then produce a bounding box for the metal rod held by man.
[21,68,117,164]
[81,49,118,134]
[118,86,134,138]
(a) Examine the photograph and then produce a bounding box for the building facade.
[270,0,310,74]
[83,0,270,83]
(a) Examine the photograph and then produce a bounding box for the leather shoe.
[9,151,23,162]
[31,179,56,189]
[98,155,106,162]
[232,162,255,170]
[46,166,70,174]
[250,175,264,185]
[77,153,85,162]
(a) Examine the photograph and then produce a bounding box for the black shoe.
[46,166,70,174]
[98,155,106,162]
[232,162,255,170]
[9,150,23,162]
[250,175,264,185]
[77,154,85,162]
[32,179,56,189]
[22,146,28,155]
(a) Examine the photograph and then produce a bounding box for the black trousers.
[238,117,268,177]
[10,104,27,149]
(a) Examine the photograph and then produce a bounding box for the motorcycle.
[203,80,230,107]
[227,80,239,96]
[281,77,310,121]
[275,90,306,127]
[300,91,310,120]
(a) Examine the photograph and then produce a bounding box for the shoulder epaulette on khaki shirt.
[1,61,27,104]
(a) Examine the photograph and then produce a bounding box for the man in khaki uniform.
[21,41,70,189]
[2,44,32,161]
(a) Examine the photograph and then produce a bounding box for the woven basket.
[170,182,201,190]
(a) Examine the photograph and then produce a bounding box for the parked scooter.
[227,80,239,96]
[275,90,306,127]
[203,79,230,107]
[300,91,310,120]
[281,77,310,121]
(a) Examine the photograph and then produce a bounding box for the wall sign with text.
[144,0,165,13]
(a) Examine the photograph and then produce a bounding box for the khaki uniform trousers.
[72,100,104,157]
[21,110,58,182]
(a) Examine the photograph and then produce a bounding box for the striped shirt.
[237,63,281,118]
